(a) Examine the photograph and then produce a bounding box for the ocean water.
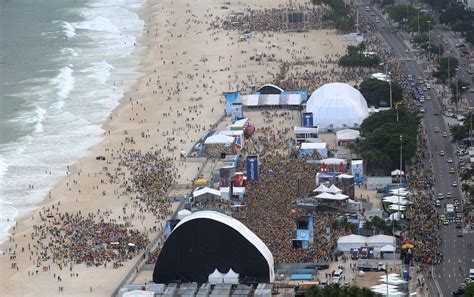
[0,0,145,244]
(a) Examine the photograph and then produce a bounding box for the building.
[153,211,275,284]
[306,83,369,132]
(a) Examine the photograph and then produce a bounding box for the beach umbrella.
[194,179,208,185]
[402,243,414,249]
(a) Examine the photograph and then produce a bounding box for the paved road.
[357,4,474,296]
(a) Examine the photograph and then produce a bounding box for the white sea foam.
[83,61,114,84]
[0,156,8,179]
[52,66,75,99]
[73,15,120,33]
[0,0,145,245]
[61,21,76,38]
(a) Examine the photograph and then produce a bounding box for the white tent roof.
[193,187,222,198]
[338,173,354,179]
[333,193,349,200]
[209,268,225,284]
[313,184,329,193]
[327,184,342,193]
[123,291,155,297]
[371,72,391,82]
[301,142,327,150]
[336,129,360,141]
[223,269,240,284]
[306,83,369,131]
[337,234,367,244]
[204,134,234,145]
[231,118,248,129]
[391,169,405,176]
[380,245,395,252]
[220,130,244,137]
[175,211,275,282]
[366,235,395,245]
[315,192,349,201]
[315,192,336,199]
[321,158,347,165]
[177,209,192,220]
[294,126,319,133]
[388,204,406,211]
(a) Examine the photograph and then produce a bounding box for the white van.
[333,269,343,283]
[469,268,474,279]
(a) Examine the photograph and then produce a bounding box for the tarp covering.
[301,142,326,150]
[123,291,155,297]
[193,187,222,198]
[336,129,360,142]
[204,134,234,145]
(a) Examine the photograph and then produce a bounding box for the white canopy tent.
[223,269,240,284]
[337,234,368,251]
[315,192,349,201]
[208,269,225,284]
[204,134,234,145]
[380,245,395,253]
[321,157,347,165]
[391,169,405,176]
[177,209,192,220]
[193,187,222,199]
[388,204,406,211]
[327,184,342,194]
[313,184,329,193]
[336,129,360,142]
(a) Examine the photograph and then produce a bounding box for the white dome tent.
[306,83,369,131]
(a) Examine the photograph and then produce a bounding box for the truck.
[357,261,386,271]
[446,204,455,220]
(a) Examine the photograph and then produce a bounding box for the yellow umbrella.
[402,243,414,249]
[194,179,208,185]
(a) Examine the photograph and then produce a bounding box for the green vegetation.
[307,284,382,297]
[439,4,474,46]
[413,34,429,44]
[464,282,474,297]
[359,78,402,107]
[364,216,400,234]
[385,5,434,33]
[450,124,470,142]
[339,43,380,67]
[312,0,355,32]
[357,107,420,174]
[433,56,458,82]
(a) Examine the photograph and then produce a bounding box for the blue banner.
[302,112,313,127]
[351,159,364,185]
[231,103,244,124]
[246,156,259,181]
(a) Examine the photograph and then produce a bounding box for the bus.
[446,204,455,220]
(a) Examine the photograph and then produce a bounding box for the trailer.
[357,261,386,271]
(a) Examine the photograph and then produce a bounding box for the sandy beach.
[0,0,350,296]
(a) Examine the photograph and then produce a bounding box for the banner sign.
[351,159,364,185]
[302,112,314,127]
[231,103,244,124]
[246,156,259,181]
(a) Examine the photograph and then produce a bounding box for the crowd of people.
[214,6,328,32]
[119,150,176,218]
[30,211,150,269]
[235,123,352,264]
